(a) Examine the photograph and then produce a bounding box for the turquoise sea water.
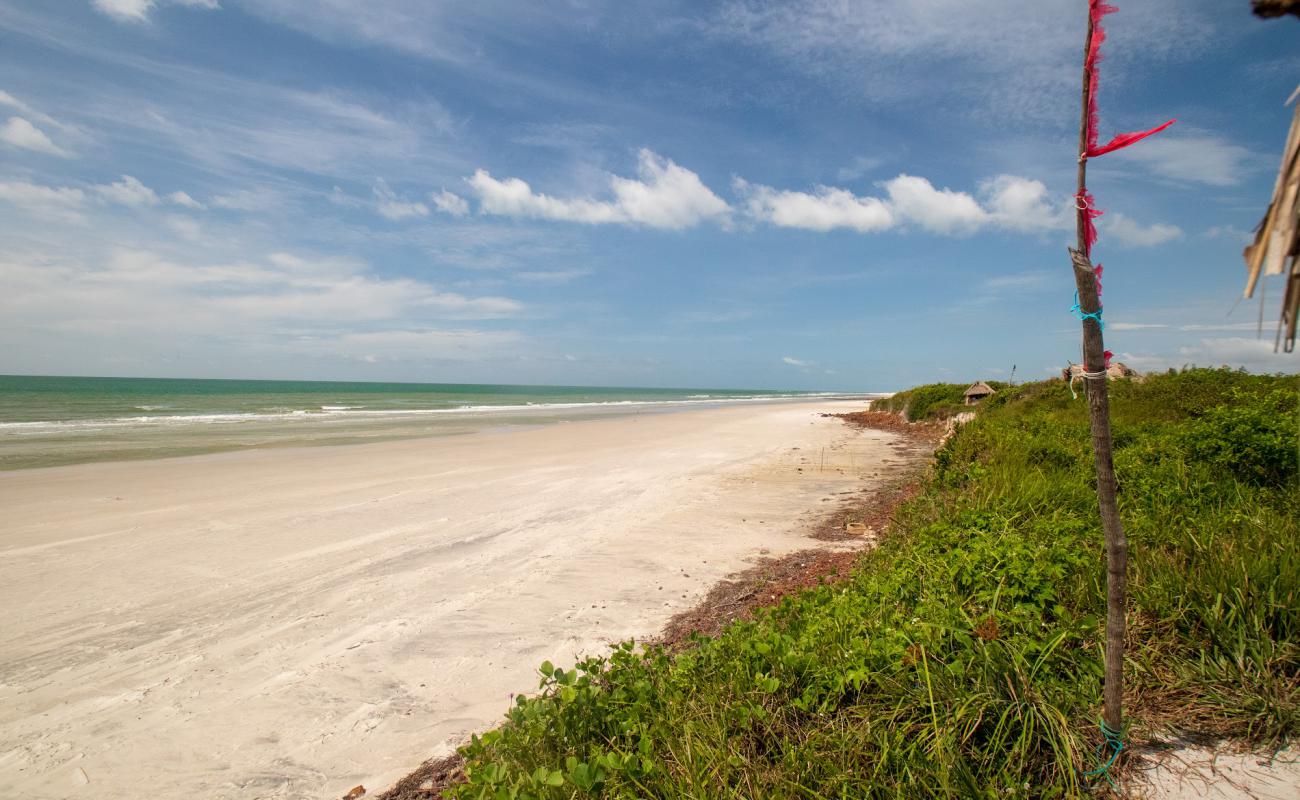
[0,375,868,470]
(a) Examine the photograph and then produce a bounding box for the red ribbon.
[1076,190,1102,257]
[1088,120,1176,158]
[1084,0,1173,160]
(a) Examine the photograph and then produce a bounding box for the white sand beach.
[0,400,909,800]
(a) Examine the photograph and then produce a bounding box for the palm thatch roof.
[964,381,995,398]
[1243,85,1300,352]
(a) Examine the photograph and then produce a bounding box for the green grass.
[450,369,1299,799]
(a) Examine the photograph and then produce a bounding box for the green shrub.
[1182,388,1298,486]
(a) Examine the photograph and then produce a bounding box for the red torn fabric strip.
[1094,263,1103,297]
[1084,0,1119,151]
[1087,119,1176,158]
[1077,190,1103,257]
[1104,350,1113,368]
[1084,1,1172,158]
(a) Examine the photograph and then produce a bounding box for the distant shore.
[0,398,903,800]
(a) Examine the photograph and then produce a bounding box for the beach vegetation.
[449,368,1298,799]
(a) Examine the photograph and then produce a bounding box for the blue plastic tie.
[1081,718,1124,791]
[1070,292,1105,331]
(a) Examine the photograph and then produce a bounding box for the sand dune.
[0,401,908,799]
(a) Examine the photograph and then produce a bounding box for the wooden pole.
[1072,8,1128,735]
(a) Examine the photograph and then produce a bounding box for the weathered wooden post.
[1068,0,1174,745]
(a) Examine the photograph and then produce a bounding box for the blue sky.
[0,0,1296,391]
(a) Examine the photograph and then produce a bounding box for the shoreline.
[0,393,883,472]
[0,398,905,800]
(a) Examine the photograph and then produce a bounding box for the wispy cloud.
[372,178,428,221]
[1109,322,1169,331]
[514,269,591,283]
[95,174,160,206]
[92,0,220,23]
[1121,336,1295,373]
[705,0,1212,122]
[1102,213,1183,247]
[167,190,204,209]
[1,247,522,351]
[1203,225,1252,244]
[430,189,469,216]
[782,355,812,366]
[1108,132,1259,187]
[981,271,1052,292]
[0,179,87,221]
[836,155,884,182]
[211,188,284,212]
[0,116,72,157]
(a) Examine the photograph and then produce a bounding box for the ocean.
[0,375,870,470]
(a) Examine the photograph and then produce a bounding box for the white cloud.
[95,175,160,206]
[1103,213,1183,247]
[92,0,220,23]
[430,189,469,216]
[0,180,87,221]
[736,172,1070,236]
[1108,133,1258,187]
[468,149,731,230]
[980,175,1070,232]
[735,179,893,233]
[167,190,204,209]
[0,116,72,157]
[782,355,812,366]
[609,151,731,228]
[882,174,987,234]
[372,178,428,220]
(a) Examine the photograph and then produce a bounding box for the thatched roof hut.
[1242,82,1299,353]
[963,381,995,405]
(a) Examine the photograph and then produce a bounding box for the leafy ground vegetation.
[447,369,1297,799]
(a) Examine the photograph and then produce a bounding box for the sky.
[0,0,1296,391]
